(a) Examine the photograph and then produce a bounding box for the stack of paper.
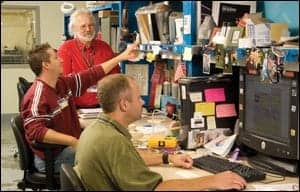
[204,134,237,157]
[78,108,102,119]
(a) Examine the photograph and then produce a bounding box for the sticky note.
[195,102,215,116]
[216,103,237,118]
[204,88,225,102]
[207,116,216,129]
[189,92,202,102]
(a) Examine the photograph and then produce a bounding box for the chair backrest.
[17,77,32,112]
[10,114,34,171]
[60,164,85,191]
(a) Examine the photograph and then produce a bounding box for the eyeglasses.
[79,24,95,31]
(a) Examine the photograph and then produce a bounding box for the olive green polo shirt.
[74,114,162,191]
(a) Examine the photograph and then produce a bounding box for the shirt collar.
[97,114,132,140]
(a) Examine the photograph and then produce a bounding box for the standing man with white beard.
[58,8,120,108]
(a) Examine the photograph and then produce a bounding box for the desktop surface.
[79,114,299,190]
[149,152,299,191]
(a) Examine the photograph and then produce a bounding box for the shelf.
[87,3,120,12]
[139,44,184,55]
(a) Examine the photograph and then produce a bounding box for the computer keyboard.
[193,155,266,182]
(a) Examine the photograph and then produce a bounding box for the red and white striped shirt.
[21,65,105,159]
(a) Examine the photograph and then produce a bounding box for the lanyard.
[76,39,96,68]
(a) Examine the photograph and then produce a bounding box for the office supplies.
[78,108,102,119]
[204,134,237,157]
[148,136,177,149]
[193,155,266,182]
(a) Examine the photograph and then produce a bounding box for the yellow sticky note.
[195,102,215,116]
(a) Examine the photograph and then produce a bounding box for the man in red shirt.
[21,42,138,173]
[58,8,120,108]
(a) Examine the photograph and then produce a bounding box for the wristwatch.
[162,152,169,164]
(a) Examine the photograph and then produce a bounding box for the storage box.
[98,10,118,18]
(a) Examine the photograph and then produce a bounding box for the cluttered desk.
[150,153,299,191]
[79,109,299,191]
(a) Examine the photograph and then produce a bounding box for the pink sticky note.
[204,88,225,102]
[216,104,237,118]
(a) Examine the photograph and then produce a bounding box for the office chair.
[14,77,32,159]
[10,114,63,190]
[60,164,85,191]
[17,77,33,112]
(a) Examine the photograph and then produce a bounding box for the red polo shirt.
[58,38,120,108]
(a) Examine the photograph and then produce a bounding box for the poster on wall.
[212,1,256,27]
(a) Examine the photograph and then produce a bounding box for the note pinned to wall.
[216,103,237,118]
[125,64,149,96]
[189,92,202,102]
[195,102,215,116]
[207,116,216,129]
[204,88,225,102]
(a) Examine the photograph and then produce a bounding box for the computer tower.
[178,74,239,149]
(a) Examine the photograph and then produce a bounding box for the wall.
[257,1,299,36]
[1,65,35,114]
[1,1,86,114]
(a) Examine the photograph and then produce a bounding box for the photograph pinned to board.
[226,27,244,47]
[223,49,233,75]
[215,44,225,69]
[202,53,211,74]
[187,128,232,149]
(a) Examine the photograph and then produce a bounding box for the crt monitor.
[238,71,299,175]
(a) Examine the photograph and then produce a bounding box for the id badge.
[87,85,97,93]
[58,98,68,109]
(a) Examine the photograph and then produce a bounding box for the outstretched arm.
[101,42,139,74]
[138,149,193,168]
[155,171,247,191]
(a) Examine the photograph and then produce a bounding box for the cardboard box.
[270,23,289,42]
[98,10,118,18]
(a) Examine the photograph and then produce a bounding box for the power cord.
[259,173,285,184]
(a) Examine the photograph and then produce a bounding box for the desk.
[79,116,299,191]
[149,159,299,191]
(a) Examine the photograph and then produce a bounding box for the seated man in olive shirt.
[74,74,247,191]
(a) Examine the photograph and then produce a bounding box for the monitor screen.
[238,72,299,175]
[245,75,290,144]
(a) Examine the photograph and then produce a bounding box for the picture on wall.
[212,1,256,27]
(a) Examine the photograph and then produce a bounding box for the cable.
[259,173,285,184]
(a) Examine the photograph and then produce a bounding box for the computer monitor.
[238,70,299,175]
